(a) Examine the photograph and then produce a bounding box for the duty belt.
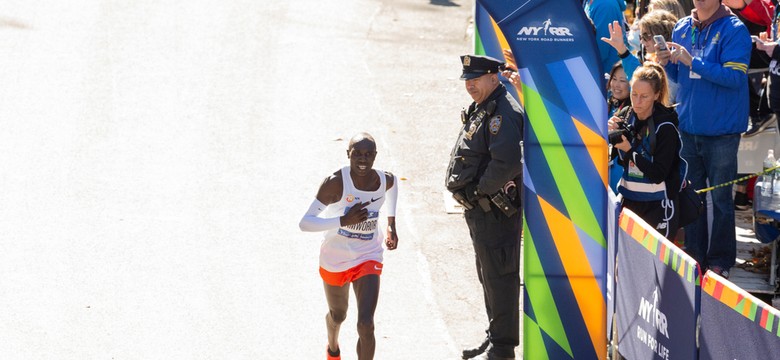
[452,184,518,217]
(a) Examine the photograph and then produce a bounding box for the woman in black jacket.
[609,62,683,238]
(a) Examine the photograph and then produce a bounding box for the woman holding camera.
[610,62,682,238]
[607,62,631,193]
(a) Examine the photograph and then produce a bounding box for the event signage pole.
[477,1,608,358]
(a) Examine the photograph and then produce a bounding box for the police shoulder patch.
[489,115,502,135]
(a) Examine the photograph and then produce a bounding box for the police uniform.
[445,55,524,360]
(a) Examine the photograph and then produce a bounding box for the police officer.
[445,55,524,360]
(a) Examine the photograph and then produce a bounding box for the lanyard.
[690,25,712,50]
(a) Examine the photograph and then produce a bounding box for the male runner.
[299,133,399,360]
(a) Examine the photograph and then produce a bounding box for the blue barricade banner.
[607,190,621,341]
[700,271,780,359]
[478,0,608,358]
[474,2,521,102]
[616,210,699,360]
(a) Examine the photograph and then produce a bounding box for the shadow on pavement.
[430,0,460,7]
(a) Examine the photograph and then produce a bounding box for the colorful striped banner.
[703,272,780,335]
[477,1,608,358]
[618,212,701,284]
[700,272,780,358]
[474,2,521,103]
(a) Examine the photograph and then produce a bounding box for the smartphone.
[752,35,765,45]
[653,35,668,51]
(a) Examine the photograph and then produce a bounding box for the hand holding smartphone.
[653,35,668,51]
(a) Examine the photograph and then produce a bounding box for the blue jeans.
[680,132,739,270]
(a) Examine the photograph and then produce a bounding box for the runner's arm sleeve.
[299,199,341,232]
[386,175,398,217]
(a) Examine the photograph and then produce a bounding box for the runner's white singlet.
[319,167,386,272]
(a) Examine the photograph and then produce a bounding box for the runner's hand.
[340,202,369,226]
[386,225,398,250]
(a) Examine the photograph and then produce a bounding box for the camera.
[608,121,638,146]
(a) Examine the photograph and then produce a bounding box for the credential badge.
[464,55,471,66]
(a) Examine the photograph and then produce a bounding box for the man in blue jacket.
[657,0,751,278]
[584,0,627,75]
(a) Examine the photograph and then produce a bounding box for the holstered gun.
[452,191,475,211]
[477,197,492,213]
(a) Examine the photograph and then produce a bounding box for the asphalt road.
[0,1,510,358]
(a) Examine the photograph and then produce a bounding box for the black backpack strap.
[615,105,631,120]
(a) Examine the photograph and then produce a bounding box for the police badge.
[464,122,478,140]
[489,116,502,135]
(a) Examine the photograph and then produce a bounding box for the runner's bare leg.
[323,281,350,354]
[352,274,380,360]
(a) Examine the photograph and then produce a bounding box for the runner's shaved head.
[348,132,376,151]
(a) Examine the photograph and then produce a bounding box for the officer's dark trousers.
[465,207,521,358]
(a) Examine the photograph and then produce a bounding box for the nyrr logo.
[638,287,670,339]
[516,18,574,40]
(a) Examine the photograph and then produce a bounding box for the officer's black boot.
[462,336,490,359]
[472,352,515,360]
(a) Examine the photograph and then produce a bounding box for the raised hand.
[502,48,517,71]
[600,20,628,55]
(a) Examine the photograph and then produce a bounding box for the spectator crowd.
[578,0,778,278]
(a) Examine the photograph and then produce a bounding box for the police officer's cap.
[460,55,504,80]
